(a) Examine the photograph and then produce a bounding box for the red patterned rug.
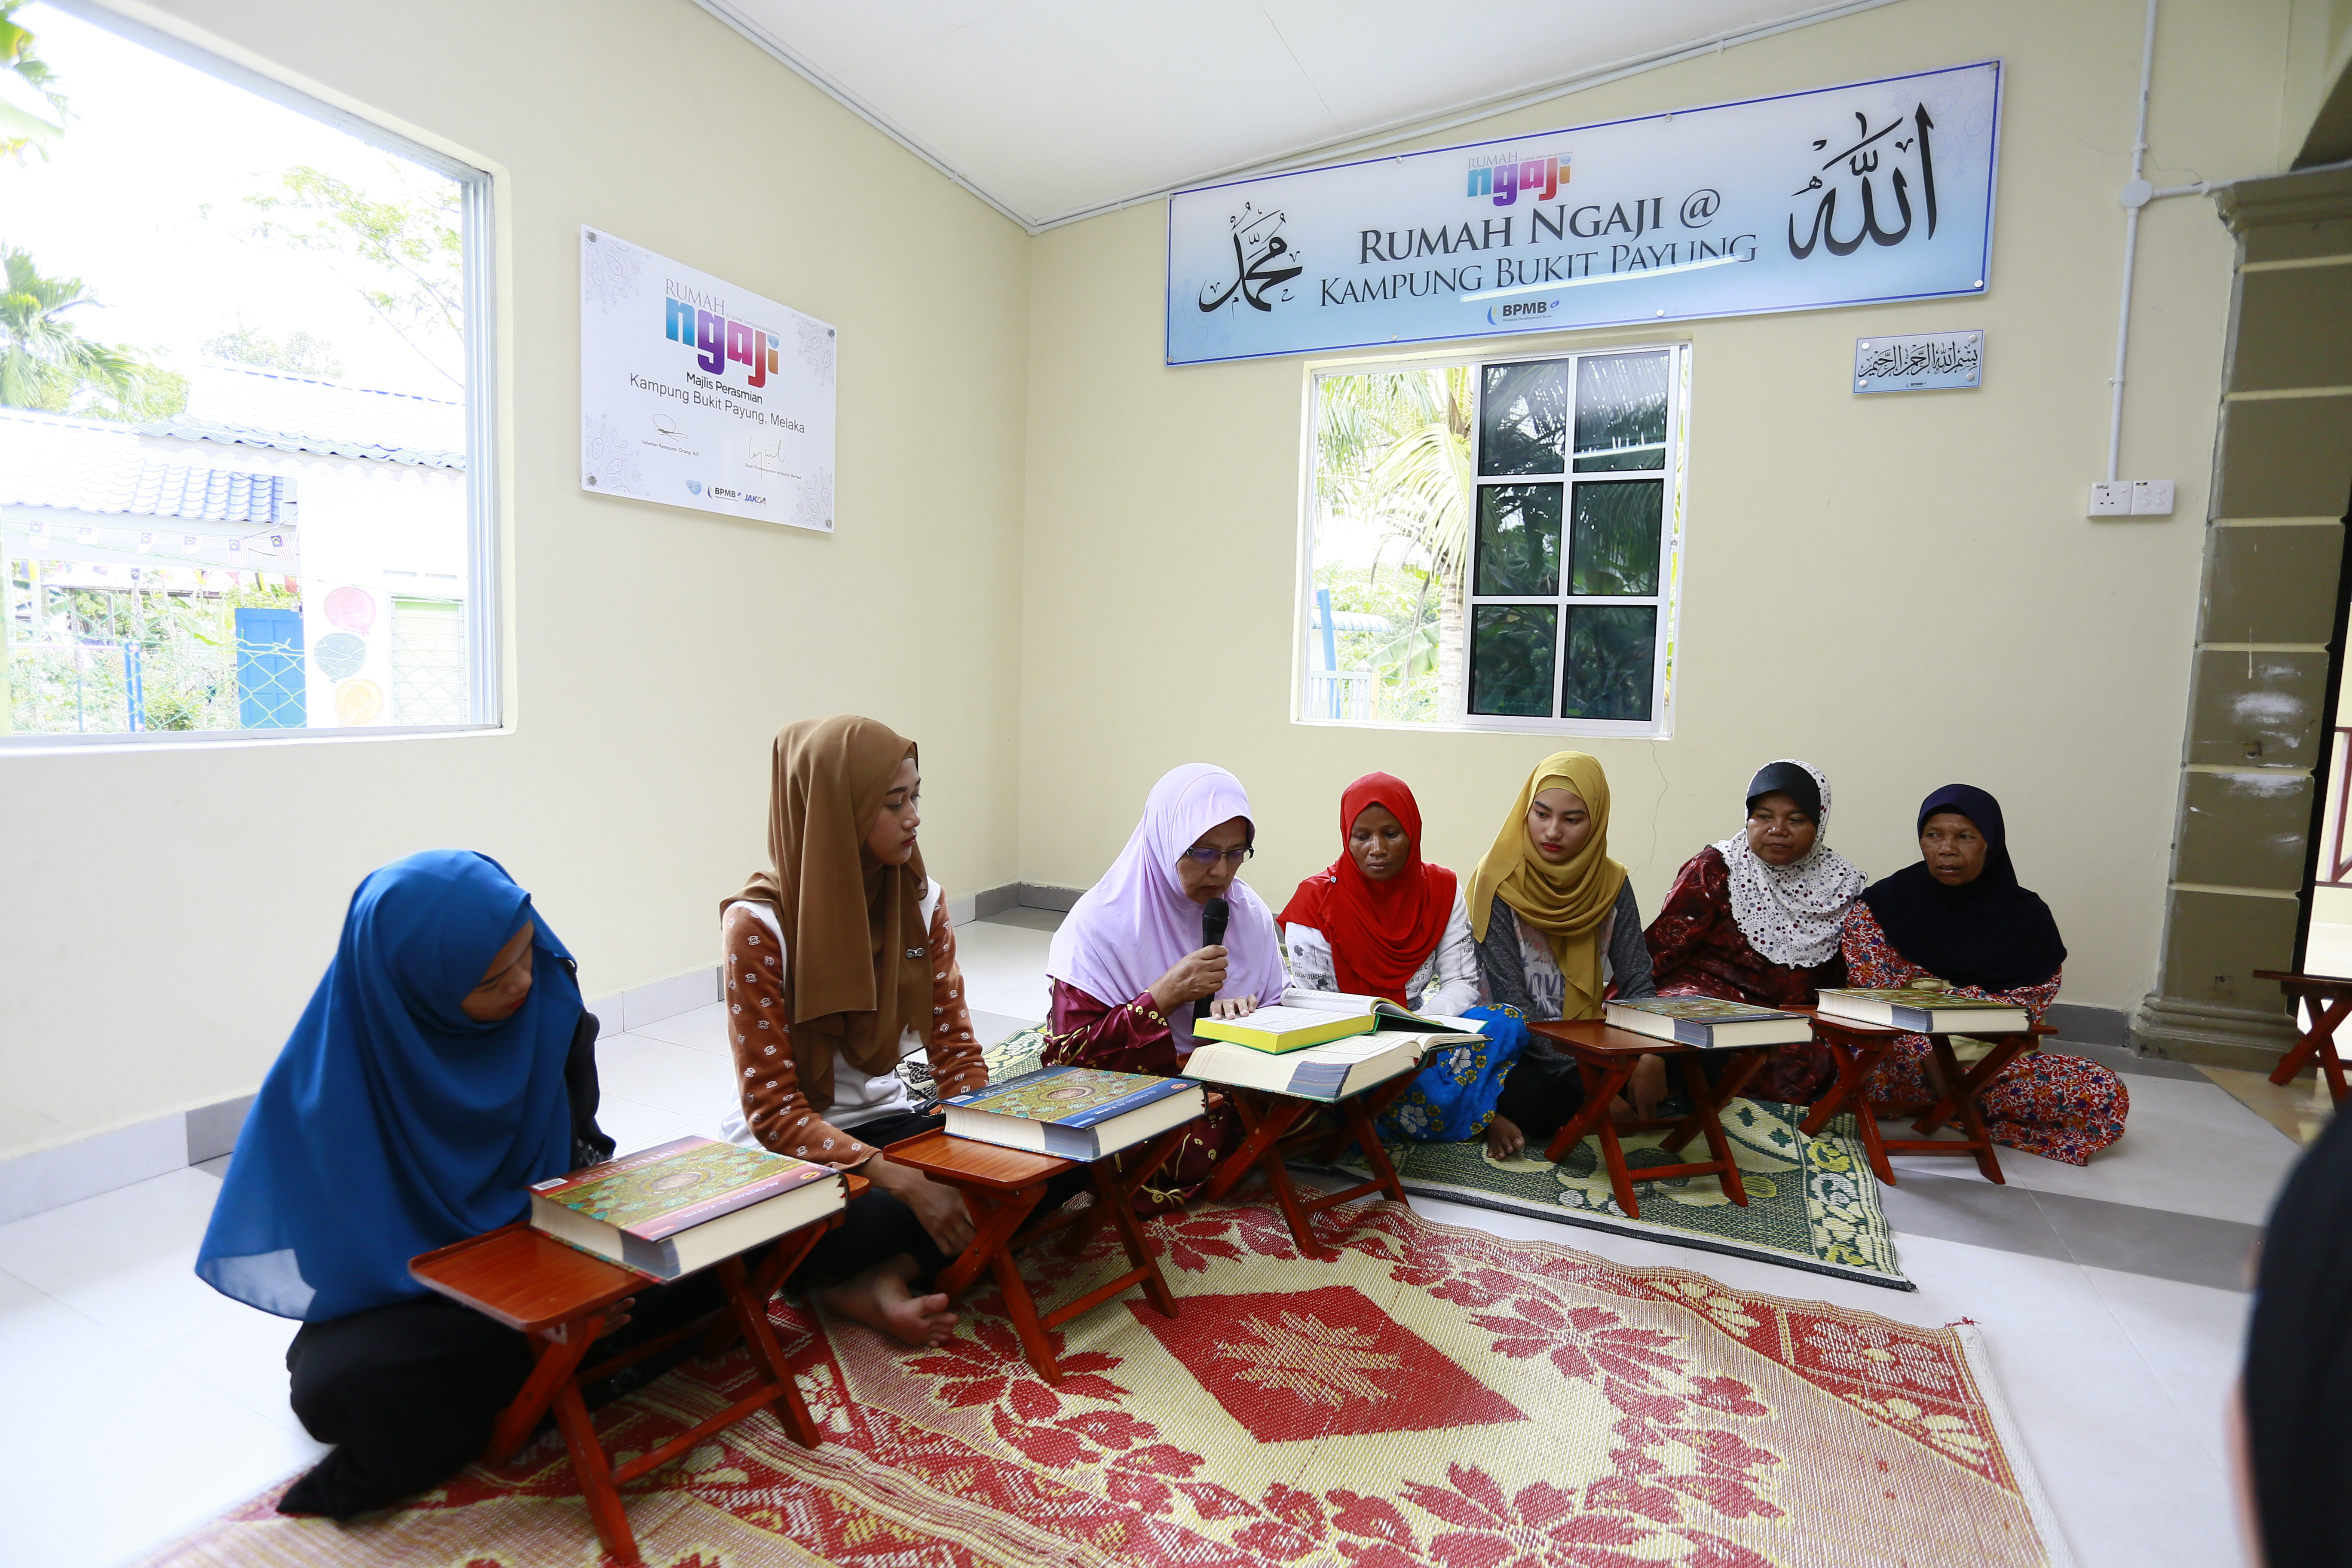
[139,1201,2070,1568]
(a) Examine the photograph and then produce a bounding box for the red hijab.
[1279,773,1458,1003]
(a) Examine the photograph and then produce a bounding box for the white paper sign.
[579,227,836,530]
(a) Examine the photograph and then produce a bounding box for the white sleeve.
[1419,890,1482,1017]
[1283,923,1337,993]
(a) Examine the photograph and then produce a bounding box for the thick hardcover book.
[1184,1028,1476,1102]
[527,1136,843,1281]
[1605,997,1813,1049]
[941,1066,1205,1160]
[1191,1002,1376,1054]
[1280,987,1478,1033]
[1814,988,2032,1034]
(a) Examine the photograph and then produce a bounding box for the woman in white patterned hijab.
[1644,760,1866,1103]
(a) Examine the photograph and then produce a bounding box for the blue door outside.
[235,606,306,729]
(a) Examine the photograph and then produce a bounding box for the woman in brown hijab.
[720,716,1075,1346]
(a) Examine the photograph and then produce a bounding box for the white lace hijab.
[1709,760,1865,969]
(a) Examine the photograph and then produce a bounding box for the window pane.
[1568,480,1662,595]
[1478,360,1567,475]
[1469,604,1556,717]
[1,7,478,740]
[1304,366,1468,726]
[1473,484,1562,596]
[1560,606,1657,720]
[1572,352,1670,472]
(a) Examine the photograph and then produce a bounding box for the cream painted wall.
[0,0,1032,1161]
[1017,0,2290,1017]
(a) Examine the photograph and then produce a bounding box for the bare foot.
[1484,1114,1526,1160]
[814,1255,959,1348]
[1607,1095,1636,1124]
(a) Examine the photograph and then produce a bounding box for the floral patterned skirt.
[1864,1038,2129,1167]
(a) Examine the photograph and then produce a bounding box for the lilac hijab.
[1047,763,1292,1049]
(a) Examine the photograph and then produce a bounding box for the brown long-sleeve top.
[721,886,987,1167]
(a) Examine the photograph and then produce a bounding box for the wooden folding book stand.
[408,1175,861,1566]
[2254,969,2352,1106]
[1799,1011,2055,1185]
[1199,1074,1416,1260]
[1525,1020,1770,1220]
[882,1126,1188,1384]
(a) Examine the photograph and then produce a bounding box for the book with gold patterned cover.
[1814,988,2031,1033]
[1605,996,1813,1049]
[941,1066,1205,1160]
[527,1136,843,1280]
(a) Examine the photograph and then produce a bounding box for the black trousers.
[1493,1043,1721,1145]
[807,1108,1090,1288]
[279,1115,1085,1517]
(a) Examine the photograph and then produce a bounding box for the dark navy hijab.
[196,850,582,1321]
[1859,784,2067,993]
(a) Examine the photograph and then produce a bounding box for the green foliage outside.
[202,323,345,379]
[8,564,300,732]
[237,162,462,387]
[0,248,187,420]
[1311,366,1473,724]
[1311,560,1441,723]
[0,0,67,163]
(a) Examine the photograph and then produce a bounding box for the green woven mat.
[1335,1098,1910,1290]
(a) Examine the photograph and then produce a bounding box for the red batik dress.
[1840,903,2128,1166]
[1038,983,1240,1214]
[1645,844,1848,1106]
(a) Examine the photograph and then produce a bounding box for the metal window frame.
[1297,343,1687,737]
[2,0,501,752]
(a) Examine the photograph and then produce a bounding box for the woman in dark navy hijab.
[1840,785,2128,1165]
[198,850,623,1517]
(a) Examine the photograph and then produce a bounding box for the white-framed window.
[1299,343,1687,738]
[0,0,497,747]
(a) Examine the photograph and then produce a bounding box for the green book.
[941,1066,1205,1160]
[1815,988,2031,1034]
[1605,996,1812,1048]
[528,1136,843,1280]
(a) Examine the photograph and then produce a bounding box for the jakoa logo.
[686,480,703,495]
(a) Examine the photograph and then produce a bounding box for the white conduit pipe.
[2107,0,2160,485]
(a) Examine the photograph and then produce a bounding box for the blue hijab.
[196,850,582,1321]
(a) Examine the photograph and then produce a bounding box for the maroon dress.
[1644,845,1847,1105]
[1038,980,1241,1213]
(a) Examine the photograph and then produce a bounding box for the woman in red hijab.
[1280,773,1478,1015]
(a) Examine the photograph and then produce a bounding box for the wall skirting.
[0,961,725,1228]
[2131,992,2302,1071]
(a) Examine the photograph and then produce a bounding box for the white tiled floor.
[0,916,2286,1567]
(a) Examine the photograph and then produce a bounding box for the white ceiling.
[693,0,1902,231]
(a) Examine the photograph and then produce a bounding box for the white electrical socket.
[2089,481,2132,516]
[2131,478,2175,515]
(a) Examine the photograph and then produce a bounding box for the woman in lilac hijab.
[1041,763,1291,1210]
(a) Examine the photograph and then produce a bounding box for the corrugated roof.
[0,407,297,524]
[142,361,468,469]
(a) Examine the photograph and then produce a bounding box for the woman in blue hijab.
[198,850,624,1517]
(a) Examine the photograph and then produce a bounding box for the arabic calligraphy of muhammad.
[1200,203,1303,313]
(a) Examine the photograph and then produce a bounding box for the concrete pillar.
[2134,165,2352,1068]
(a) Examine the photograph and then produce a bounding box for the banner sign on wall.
[1167,61,2000,366]
[580,227,837,530]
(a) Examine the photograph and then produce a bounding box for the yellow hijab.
[1465,751,1628,1020]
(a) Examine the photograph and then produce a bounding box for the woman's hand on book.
[1207,994,1260,1020]
[1148,946,1228,1014]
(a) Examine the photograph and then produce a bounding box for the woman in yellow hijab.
[1469,752,1665,1158]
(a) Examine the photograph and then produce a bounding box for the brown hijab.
[730,716,930,1106]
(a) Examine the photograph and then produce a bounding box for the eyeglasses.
[1179,845,1254,866]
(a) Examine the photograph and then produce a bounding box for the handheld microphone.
[1199,897,1230,1015]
